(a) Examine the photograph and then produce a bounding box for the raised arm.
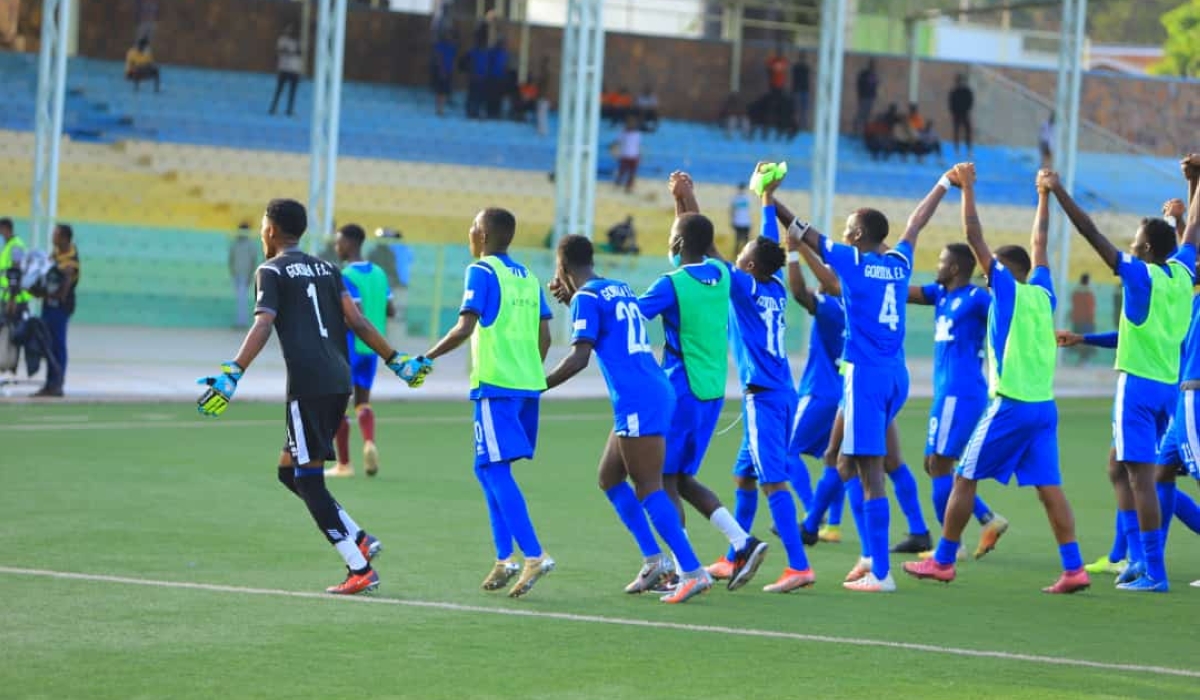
[900,169,954,250]
[1164,198,1186,243]
[771,193,824,255]
[669,171,700,216]
[907,285,929,305]
[425,312,478,360]
[1043,170,1118,271]
[1031,172,1053,270]
[342,295,400,360]
[785,245,816,314]
[958,162,989,272]
[1184,154,1200,252]
[1186,154,1200,210]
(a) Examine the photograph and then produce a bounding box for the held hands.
[547,276,573,306]
[1055,330,1084,348]
[667,171,694,200]
[1182,154,1200,182]
[1036,169,1060,194]
[196,361,244,417]
[387,352,434,388]
[1163,198,1185,220]
[951,162,976,189]
[749,161,787,197]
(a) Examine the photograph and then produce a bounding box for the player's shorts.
[284,393,351,465]
[1156,390,1200,479]
[958,397,1060,486]
[1112,372,1176,464]
[788,393,840,458]
[926,393,989,459]
[733,387,796,484]
[349,351,378,391]
[474,396,540,468]
[842,362,909,457]
[664,389,723,475]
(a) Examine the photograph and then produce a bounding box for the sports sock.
[710,506,749,551]
[972,496,993,525]
[334,416,351,465]
[1119,509,1144,564]
[803,466,843,533]
[768,490,811,571]
[1141,529,1166,582]
[481,462,543,558]
[642,490,701,573]
[1107,510,1127,563]
[605,482,661,557]
[334,500,362,541]
[726,488,759,561]
[846,476,869,558]
[931,474,953,526]
[356,404,376,443]
[934,537,960,566]
[1058,542,1083,571]
[475,465,513,560]
[277,466,301,497]
[786,455,814,512]
[888,464,929,536]
[1173,488,1200,534]
[1158,482,1178,537]
[294,469,368,573]
[828,485,845,527]
[863,497,891,580]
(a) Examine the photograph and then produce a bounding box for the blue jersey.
[1117,244,1197,326]
[638,260,725,396]
[571,277,672,413]
[797,292,845,400]
[820,235,913,367]
[724,204,792,391]
[922,283,989,399]
[1179,295,1200,382]
[459,254,553,400]
[989,260,1056,379]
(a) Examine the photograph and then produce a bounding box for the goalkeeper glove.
[749,161,788,196]
[197,361,243,417]
[387,352,434,387]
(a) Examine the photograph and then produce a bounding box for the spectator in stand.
[269,24,302,117]
[460,33,489,119]
[228,222,258,328]
[912,120,944,164]
[125,37,160,93]
[600,85,618,123]
[485,37,509,119]
[606,216,640,255]
[730,183,752,257]
[1069,273,1096,365]
[612,117,641,193]
[431,30,457,116]
[1039,111,1055,168]
[863,104,902,160]
[948,73,974,157]
[791,53,810,131]
[901,102,925,155]
[853,58,878,133]
[609,87,634,126]
[720,92,748,138]
[636,85,659,132]
[35,224,80,398]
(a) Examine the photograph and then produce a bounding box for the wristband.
[787,251,801,264]
[788,217,811,238]
[1165,215,1178,229]
[937,175,953,191]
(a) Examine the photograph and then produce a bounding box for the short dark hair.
[854,208,889,244]
[338,223,366,246]
[751,237,787,277]
[55,223,73,242]
[481,208,517,249]
[1080,273,1090,284]
[945,243,975,277]
[265,199,307,239]
[994,244,1032,279]
[677,213,714,257]
[557,234,594,269]
[0,218,11,232]
[1141,217,1177,260]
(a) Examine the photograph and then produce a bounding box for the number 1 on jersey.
[306,282,330,338]
[878,282,899,331]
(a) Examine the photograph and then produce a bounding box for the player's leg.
[1112,375,1172,585]
[328,415,353,476]
[934,395,1008,558]
[353,354,380,477]
[1106,448,1144,580]
[475,463,519,590]
[885,421,932,553]
[787,396,817,511]
[802,408,845,542]
[714,402,760,572]
[598,430,668,593]
[842,457,873,582]
[792,396,842,541]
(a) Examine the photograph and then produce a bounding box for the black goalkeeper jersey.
[255,248,352,398]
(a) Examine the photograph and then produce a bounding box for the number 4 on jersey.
[878,283,899,331]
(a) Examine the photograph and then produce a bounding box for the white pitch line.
[2,566,1197,680]
[0,412,636,432]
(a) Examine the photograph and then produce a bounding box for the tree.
[1150,0,1200,78]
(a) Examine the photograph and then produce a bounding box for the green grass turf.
[2,398,1198,699]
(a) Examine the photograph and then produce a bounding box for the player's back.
[639,260,729,401]
[573,278,671,409]
[836,244,911,367]
[797,293,844,400]
[1178,294,1200,383]
[986,262,1056,403]
[342,261,390,355]
[927,283,989,397]
[257,249,352,397]
[725,264,793,392]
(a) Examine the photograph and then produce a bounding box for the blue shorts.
[789,394,840,458]
[349,351,378,391]
[1113,372,1176,464]
[958,397,1060,486]
[474,396,540,468]
[664,389,723,475]
[613,383,675,438]
[1156,390,1200,479]
[733,387,796,485]
[842,362,909,457]
[926,393,989,459]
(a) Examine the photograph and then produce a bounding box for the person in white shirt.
[729,183,752,257]
[269,24,303,117]
[1039,111,1055,169]
[613,117,641,193]
[636,85,659,132]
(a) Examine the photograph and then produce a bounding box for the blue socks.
[972,496,993,524]
[1107,510,1127,563]
[828,483,845,526]
[606,483,661,558]
[726,488,759,561]
[1141,529,1166,582]
[1059,542,1083,571]
[768,489,810,571]
[475,465,513,560]
[481,462,543,558]
[846,476,869,558]
[934,537,960,565]
[1174,488,1200,534]
[931,474,953,526]
[888,464,929,536]
[1119,509,1144,564]
[787,455,815,513]
[643,490,700,573]
[803,466,843,533]
[1157,482,1177,538]
[863,497,891,579]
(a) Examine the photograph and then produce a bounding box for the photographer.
[0,218,30,318]
[34,224,79,397]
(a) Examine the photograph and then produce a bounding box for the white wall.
[931,17,1060,69]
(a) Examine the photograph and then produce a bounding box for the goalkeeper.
[196,199,431,596]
